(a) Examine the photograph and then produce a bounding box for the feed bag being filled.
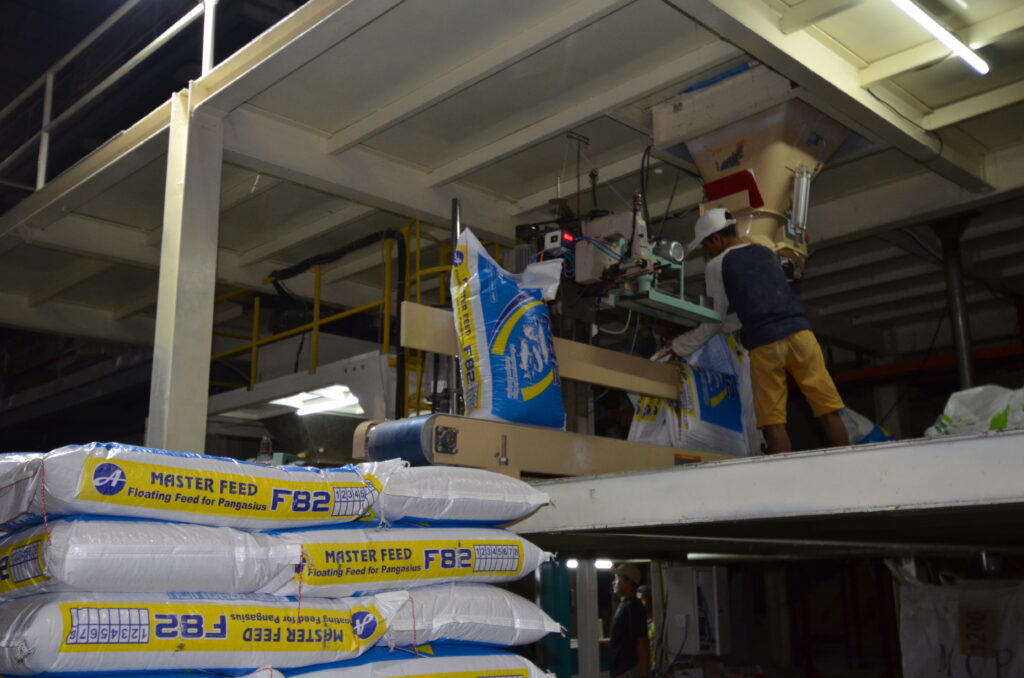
[450,228,565,428]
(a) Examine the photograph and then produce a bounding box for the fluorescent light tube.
[889,0,988,74]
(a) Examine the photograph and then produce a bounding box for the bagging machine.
[356,65,851,476]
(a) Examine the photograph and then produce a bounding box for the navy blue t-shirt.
[720,244,810,350]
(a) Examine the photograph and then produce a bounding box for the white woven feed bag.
[383,583,561,648]
[268,525,550,596]
[279,645,554,677]
[358,461,549,525]
[0,586,558,675]
[0,442,380,531]
[0,455,44,534]
[0,519,300,601]
[0,591,404,675]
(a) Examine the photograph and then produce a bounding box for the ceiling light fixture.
[889,0,989,74]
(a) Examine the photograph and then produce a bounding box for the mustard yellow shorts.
[749,329,844,427]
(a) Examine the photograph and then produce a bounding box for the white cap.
[687,208,736,253]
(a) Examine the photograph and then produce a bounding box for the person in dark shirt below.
[609,563,651,678]
[672,208,849,454]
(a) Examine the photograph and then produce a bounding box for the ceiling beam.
[807,141,1024,246]
[145,172,284,246]
[0,291,155,344]
[239,203,376,266]
[667,0,991,192]
[325,0,633,155]
[0,102,170,236]
[28,258,114,307]
[859,5,1024,86]
[322,223,451,284]
[922,79,1024,131]
[222,105,520,239]
[192,0,402,115]
[779,0,868,34]
[112,288,159,321]
[427,41,742,187]
[803,306,885,353]
[24,213,382,309]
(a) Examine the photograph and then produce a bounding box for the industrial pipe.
[939,229,975,389]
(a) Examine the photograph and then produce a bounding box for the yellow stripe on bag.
[520,368,554,402]
[405,671,530,678]
[301,539,525,586]
[59,602,385,654]
[491,300,542,355]
[76,457,366,522]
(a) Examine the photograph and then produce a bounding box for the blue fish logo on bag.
[451,229,565,428]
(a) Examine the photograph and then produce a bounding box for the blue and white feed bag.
[451,228,565,428]
[0,584,560,675]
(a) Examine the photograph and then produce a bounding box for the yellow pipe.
[211,380,246,390]
[311,265,321,375]
[411,265,451,278]
[383,238,393,355]
[214,329,250,340]
[212,300,384,361]
[438,244,448,306]
[216,288,249,303]
[248,296,261,391]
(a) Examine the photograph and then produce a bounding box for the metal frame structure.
[0,0,1022,444]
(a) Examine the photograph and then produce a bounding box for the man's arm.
[670,255,728,357]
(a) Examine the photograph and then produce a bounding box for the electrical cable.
[598,310,633,335]
[266,229,408,418]
[653,168,682,241]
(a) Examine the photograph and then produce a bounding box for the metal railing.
[208,218,505,420]
[0,0,217,189]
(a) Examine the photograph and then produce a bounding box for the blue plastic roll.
[365,415,436,466]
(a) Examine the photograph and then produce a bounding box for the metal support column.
[449,198,462,415]
[934,221,975,389]
[146,88,224,453]
[576,560,600,678]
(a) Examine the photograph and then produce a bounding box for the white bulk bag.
[269,525,550,596]
[0,443,393,531]
[0,519,300,601]
[359,461,549,524]
[0,585,559,675]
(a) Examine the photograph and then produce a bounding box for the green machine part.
[538,560,573,678]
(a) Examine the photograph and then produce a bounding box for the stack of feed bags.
[0,442,559,676]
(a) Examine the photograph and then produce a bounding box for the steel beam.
[192,0,402,115]
[28,258,113,307]
[222,106,520,238]
[112,289,159,321]
[0,291,154,344]
[0,102,170,236]
[575,560,600,678]
[666,0,991,192]
[512,430,1024,539]
[428,41,741,187]
[146,89,225,453]
[239,203,376,266]
[859,5,1024,86]
[326,0,633,155]
[779,0,868,34]
[923,79,1024,131]
[24,213,380,310]
[145,172,283,246]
